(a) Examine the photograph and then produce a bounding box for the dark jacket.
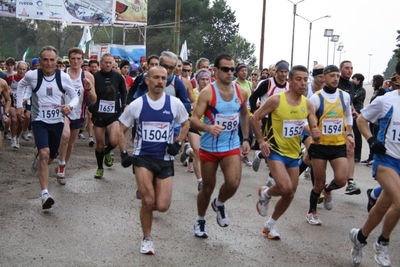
[338,76,355,100]
[353,84,366,113]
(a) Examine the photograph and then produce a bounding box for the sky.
[226,0,400,80]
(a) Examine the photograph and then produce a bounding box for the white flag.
[180,40,188,61]
[78,26,92,54]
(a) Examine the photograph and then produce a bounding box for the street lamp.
[287,0,305,67]
[339,50,346,64]
[337,44,344,64]
[296,14,330,71]
[324,29,333,65]
[368,54,373,84]
[330,35,339,65]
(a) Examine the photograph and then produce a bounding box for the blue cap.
[31,58,39,65]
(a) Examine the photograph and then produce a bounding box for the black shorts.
[308,144,347,161]
[188,127,201,136]
[132,156,174,179]
[69,118,85,130]
[91,113,119,128]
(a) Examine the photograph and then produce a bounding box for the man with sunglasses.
[191,53,250,238]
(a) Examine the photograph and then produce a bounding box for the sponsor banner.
[14,0,147,25]
[113,0,147,25]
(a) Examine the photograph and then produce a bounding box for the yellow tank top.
[313,89,346,146]
[265,92,308,159]
[235,79,253,114]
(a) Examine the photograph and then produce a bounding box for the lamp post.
[330,35,339,65]
[339,50,346,64]
[324,29,333,65]
[337,44,344,64]
[296,14,330,71]
[368,54,373,84]
[287,0,305,67]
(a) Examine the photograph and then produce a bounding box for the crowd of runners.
[1,46,400,266]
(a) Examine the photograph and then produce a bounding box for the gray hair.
[101,53,113,62]
[159,51,178,67]
[196,57,209,70]
[17,61,28,69]
[39,46,58,59]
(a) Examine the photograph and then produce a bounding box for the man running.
[253,65,320,240]
[119,66,189,255]
[191,53,250,238]
[16,46,78,211]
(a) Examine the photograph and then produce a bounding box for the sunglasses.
[251,73,258,76]
[161,64,175,71]
[219,67,235,73]
[182,69,191,72]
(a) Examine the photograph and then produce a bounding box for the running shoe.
[42,193,55,210]
[256,186,270,217]
[367,188,377,212]
[88,136,95,147]
[252,151,262,172]
[78,133,86,139]
[180,142,190,163]
[11,138,17,148]
[262,221,280,240]
[345,181,361,195]
[361,159,372,164]
[194,219,208,238]
[135,189,141,200]
[140,237,155,255]
[304,166,311,180]
[183,158,188,166]
[306,211,322,225]
[4,132,11,140]
[27,132,32,138]
[187,162,194,173]
[241,154,252,167]
[104,147,114,167]
[211,198,229,227]
[15,138,20,148]
[94,168,104,179]
[31,148,39,173]
[266,176,275,187]
[21,132,29,141]
[349,228,366,265]
[55,165,66,185]
[197,181,202,192]
[374,240,391,267]
[322,187,333,210]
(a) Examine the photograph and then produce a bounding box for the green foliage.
[226,35,257,67]
[383,54,397,79]
[394,29,400,61]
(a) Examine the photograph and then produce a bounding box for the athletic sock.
[309,189,319,212]
[357,229,368,244]
[95,150,104,169]
[266,217,276,225]
[104,144,116,153]
[377,234,389,244]
[347,178,354,185]
[196,216,205,221]
[310,166,315,186]
[59,160,66,165]
[215,198,224,206]
[371,187,382,200]
[41,189,49,197]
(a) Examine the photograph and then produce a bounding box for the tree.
[394,30,400,61]
[226,35,257,67]
[383,54,397,79]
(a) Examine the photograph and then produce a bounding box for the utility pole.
[259,0,266,70]
[173,0,181,55]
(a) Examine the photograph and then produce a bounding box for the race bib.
[215,113,239,131]
[98,99,115,113]
[282,120,305,138]
[389,121,400,143]
[39,105,61,120]
[142,121,170,142]
[322,118,343,135]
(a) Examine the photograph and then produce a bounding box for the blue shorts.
[268,152,300,168]
[174,124,181,137]
[32,121,64,159]
[372,154,400,178]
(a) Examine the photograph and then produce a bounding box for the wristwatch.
[4,113,9,117]
[243,138,251,143]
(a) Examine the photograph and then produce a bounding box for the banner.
[78,26,92,53]
[180,41,188,61]
[13,0,147,25]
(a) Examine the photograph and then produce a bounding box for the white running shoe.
[349,228,366,265]
[262,221,280,240]
[306,211,322,225]
[88,136,95,147]
[256,186,270,217]
[21,132,29,141]
[211,198,229,227]
[304,166,311,180]
[41,193,55,210]
[78,133,86,139]
[27,132,33,138]
[266,176,275,187]
[374,240,391,267]
[322,187,333,210]
[11,138,17,148]
[15,138,20,148]
[140,237,155,255]
[241,154,252,167]
[252,151,262,172]
[194,219,208,238]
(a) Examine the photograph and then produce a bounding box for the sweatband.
[236,65,247,73]
[312,68,324,76]
[196,71,211,83]
[276,61,289,72]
